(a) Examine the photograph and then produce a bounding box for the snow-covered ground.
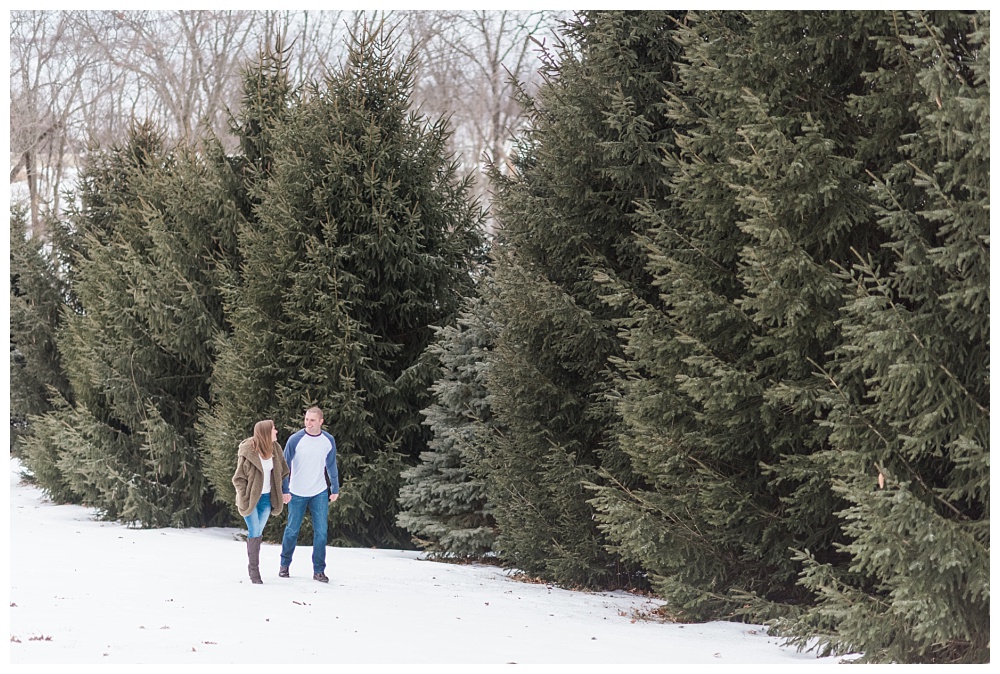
[8,457,854,666]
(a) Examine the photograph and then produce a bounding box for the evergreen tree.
[9,206,72,462]
[21,122,238,526]
[201,22,486,547]
[484,10,683,587]
[396,292,499,558]
[590,10,918,620]
[198,42,295,523]
[776,11,989,663]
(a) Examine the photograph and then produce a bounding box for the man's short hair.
[306,405,324,420]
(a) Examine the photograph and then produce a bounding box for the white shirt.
[288,432,334,497]
[259,456,273,495]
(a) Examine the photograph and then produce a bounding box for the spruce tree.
[201,22,485,547]
[198,43,295,524]
[484,10,683,587]
[775,11,989,663]
[21,122,238,526]
[9,206,72,463]
[590,10,919,620]
[396,292,499,558]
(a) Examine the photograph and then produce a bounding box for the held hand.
[282,493,291,504]
[330,493,339,502]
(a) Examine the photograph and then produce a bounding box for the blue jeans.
[243,493,272,538]
[280,492,329,573]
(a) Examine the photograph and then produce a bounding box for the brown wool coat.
[232,438,290,517]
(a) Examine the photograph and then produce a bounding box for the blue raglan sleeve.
[324,431,340,495]
[282,433,298,495]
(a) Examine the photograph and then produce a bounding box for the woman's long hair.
[251,419,275,459]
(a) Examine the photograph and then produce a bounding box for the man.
[279,405,339,582]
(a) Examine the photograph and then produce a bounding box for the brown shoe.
[313,572,329,583]
[278,566,290,578]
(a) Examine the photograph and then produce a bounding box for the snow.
[8,457,854,667]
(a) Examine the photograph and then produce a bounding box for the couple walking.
[231,406,339,584]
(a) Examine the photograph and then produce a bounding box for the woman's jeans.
[243,493,272,538]
[280,492,328,573]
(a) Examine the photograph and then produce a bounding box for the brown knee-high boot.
[247,537,263,584]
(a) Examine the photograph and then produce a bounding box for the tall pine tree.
[21,122,239,526]
[201,22,485,547]
[198,41,295,524]
[776,11,989,664]
[484,10,683,587]
[590,10,919,620]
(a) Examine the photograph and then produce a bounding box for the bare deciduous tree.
[11,10,268,234]
[10,9,564,236]
[75,10,260,146]
[397,10,566,225]
[10,10,110,236]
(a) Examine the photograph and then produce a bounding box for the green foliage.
[773,11,989,663]
[586,10,936,622]
[397,293,499,558]
[482,10,685,588]
[9,205,72,457]
[200,22,486,547]
[198,43,297,523]
[21,121,238,527]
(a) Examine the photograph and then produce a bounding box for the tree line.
[10,9,563,237]
[9,11,988,664]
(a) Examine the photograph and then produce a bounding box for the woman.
[232,419,289,584]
